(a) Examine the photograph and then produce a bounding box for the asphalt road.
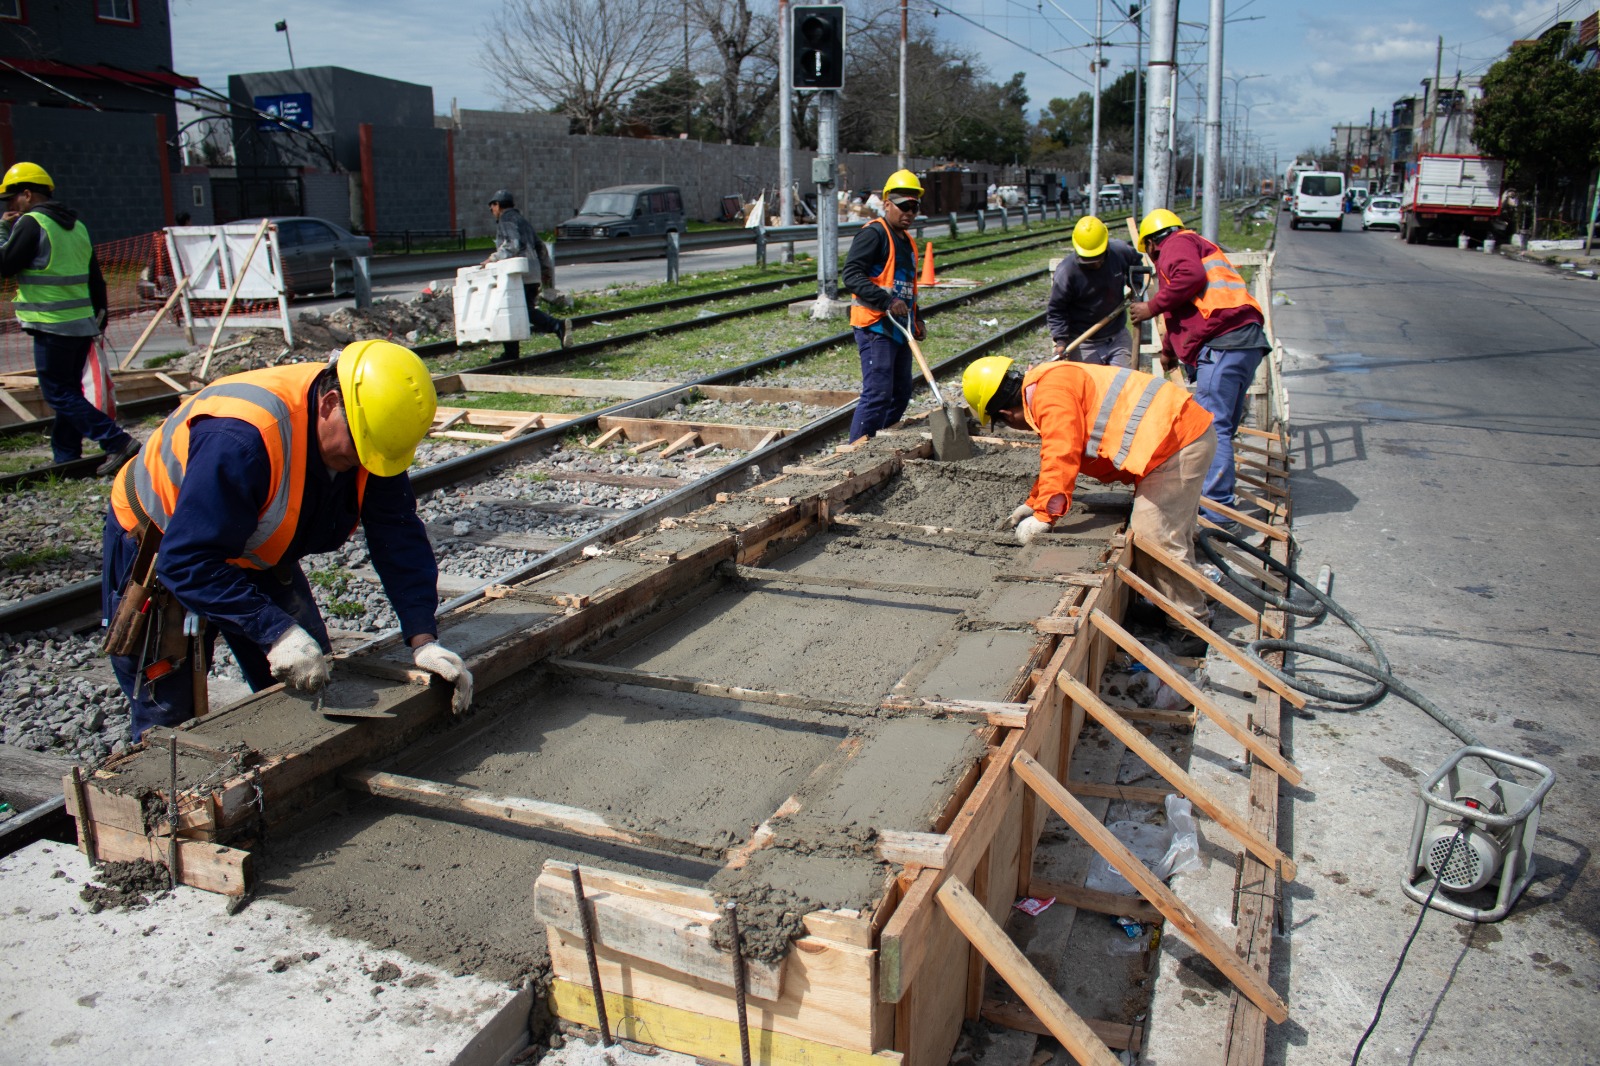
[1269,216,1599,1062]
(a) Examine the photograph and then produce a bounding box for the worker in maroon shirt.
[1128,209,1268,530]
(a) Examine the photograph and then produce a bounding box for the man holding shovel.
[962,355,1216,654]
[843,169,925,442]
[1046,215,1143,367]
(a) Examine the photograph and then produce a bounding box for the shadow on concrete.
[1293,418,1366,471]
[1286,469,1360,518]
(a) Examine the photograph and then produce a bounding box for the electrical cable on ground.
[1348,827,1466,1065]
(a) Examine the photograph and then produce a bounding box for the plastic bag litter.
[1101,661,1192,710]
[1084,795,1203,895]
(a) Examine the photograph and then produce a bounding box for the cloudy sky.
[170,0,1596,165]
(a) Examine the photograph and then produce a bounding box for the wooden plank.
[1234,452,1289,478]
[1087,610,1303,783]
[1235,425,1285,443]
[1131,532,1282,637]
[0,387,36,422]
[341,769,712,859]
[1059,671,1297,879]
[698,384,860,408]
[503,412,545,440]
[598,415,791,451]
[0,743,72,810]
[1012,750,1288,1024]
[534,867,784,1000]
[1066,780,1175,804]
[753,429,782,450]
[80,821,252,896]
[877,831,951,868]
[1026,877,1162,925]
[936,877,1121,1066]
[733,565,981,600]
[980,1000,1143,1051]
[1201,499,1287,542]
[1233,486,1287,518]
[587,425,625,450]
[457,372,669,399]
[878,867,940,1004]
[628,437,669,455]
[1114,564,1304,708]
[1196,535,1291,594]
[660,431,700,458]
[1235,470,1289,499]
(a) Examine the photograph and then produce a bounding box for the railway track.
[0,230,1066,638]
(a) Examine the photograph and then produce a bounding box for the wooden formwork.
[61,376,1297,1066]
[0,368,198,428]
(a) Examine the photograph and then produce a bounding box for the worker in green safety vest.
[0,161,139,474]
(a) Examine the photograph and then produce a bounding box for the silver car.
[1362,197,1402,232]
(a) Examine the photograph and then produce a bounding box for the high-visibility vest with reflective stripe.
[15,211,95,326]
[1021,360,1193,477]
[1190,235,1262,319]
[112,363,369,569]
[849,218,919,328]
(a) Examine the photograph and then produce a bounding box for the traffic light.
[792,4,845,91]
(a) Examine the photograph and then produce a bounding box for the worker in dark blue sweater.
[102,341,471,742]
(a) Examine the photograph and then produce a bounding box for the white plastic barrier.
[454,257,530,345]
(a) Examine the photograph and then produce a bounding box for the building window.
[96,0,136,24]
[0,0,23,22]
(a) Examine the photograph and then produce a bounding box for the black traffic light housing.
[792,4,845,91]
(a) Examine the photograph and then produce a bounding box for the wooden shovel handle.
[886,312,942,401]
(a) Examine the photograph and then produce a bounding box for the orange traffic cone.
[918,241,937,287]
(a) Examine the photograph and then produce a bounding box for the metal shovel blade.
[887,312,974,461]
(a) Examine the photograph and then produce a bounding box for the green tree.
[1473,30,1600,225]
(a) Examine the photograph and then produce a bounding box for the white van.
[1291,171,1346,231]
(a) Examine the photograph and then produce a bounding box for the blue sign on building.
[256,93,314,132]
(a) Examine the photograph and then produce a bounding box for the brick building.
[0,0,198,239]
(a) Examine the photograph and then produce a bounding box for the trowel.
[885,312,973,461]
[310,674,395,720]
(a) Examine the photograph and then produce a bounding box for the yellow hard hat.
[962,355,1015,426]
[1136,208,1184,252]
[0,161,53,197]
[883,169,924,197]
[335,340,438,477]
[1072,215,1109,259]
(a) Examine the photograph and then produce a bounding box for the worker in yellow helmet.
[103,341,473,741]
[0,161,141,475]
[1046,215,1143,367]
[962,354,1217,652]
[843,168,925,442]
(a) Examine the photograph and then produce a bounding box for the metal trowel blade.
[311,682,395,720]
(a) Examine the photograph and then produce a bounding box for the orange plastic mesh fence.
[0,230,279,374]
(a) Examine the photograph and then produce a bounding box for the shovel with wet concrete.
[885,311,973,460]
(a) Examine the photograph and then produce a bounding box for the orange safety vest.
[1021,360,1194,478]
[1189,235,1262,319]
[112,363,368,569]
[849,218,919,329]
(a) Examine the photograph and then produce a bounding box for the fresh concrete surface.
[1251,223,1598,1063]
[0,839,530,1065]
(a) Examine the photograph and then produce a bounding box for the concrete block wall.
[174,171,214,225]
[4,107,169,241]
[302,173,355,230]
[449,109,941,236]
[366,126,451,232]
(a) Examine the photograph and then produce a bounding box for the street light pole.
[1089,0,1103,216]
[897,0,908,169]
[1201,0,1223,240]
[1144,0,1177,213]
[274,20,295,69]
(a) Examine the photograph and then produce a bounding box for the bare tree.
[686,0,778,144]
[481,0,680,134]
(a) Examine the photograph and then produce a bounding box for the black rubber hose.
[1194,526,1485,751]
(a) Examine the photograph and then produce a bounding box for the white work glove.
[414,641,474,714]
[1016,516,1052,545]
[267,625,330,692]
[998,503,1034,531]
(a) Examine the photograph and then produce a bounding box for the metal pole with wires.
[1202,0,1223,240]
[897,0,909,170]
[1131,2,1142,216]
[1144,0,1176,213]
[778,0,794,261]
[1089,0,1103,216]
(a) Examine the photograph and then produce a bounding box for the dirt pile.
[78,858,170,912]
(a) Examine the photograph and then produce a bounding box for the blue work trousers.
[849,327,913,441]
[1194,344,1268,521]
[102,515,331,742]
[34,331,132,464]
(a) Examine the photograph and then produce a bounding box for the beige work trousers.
[1130,426,1217,623]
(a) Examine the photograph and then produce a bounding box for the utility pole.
[897,0,908,169]
[1440,34,1452,151]
[816,90,839,300]
[1144,0,1176,213]
[1190,74,1202,209]
[1131,3,1142,217]
[1089,0,1103,216]
[1201,0,1223,241]
[779,0,794,249]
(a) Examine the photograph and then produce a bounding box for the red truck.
[1401,153,1506,246]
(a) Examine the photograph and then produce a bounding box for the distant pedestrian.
[843,169,924,442]
[483,189,572,356]
[1046,215,1142,368]
[0,162,139,474]
[1129,208,1269,529]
